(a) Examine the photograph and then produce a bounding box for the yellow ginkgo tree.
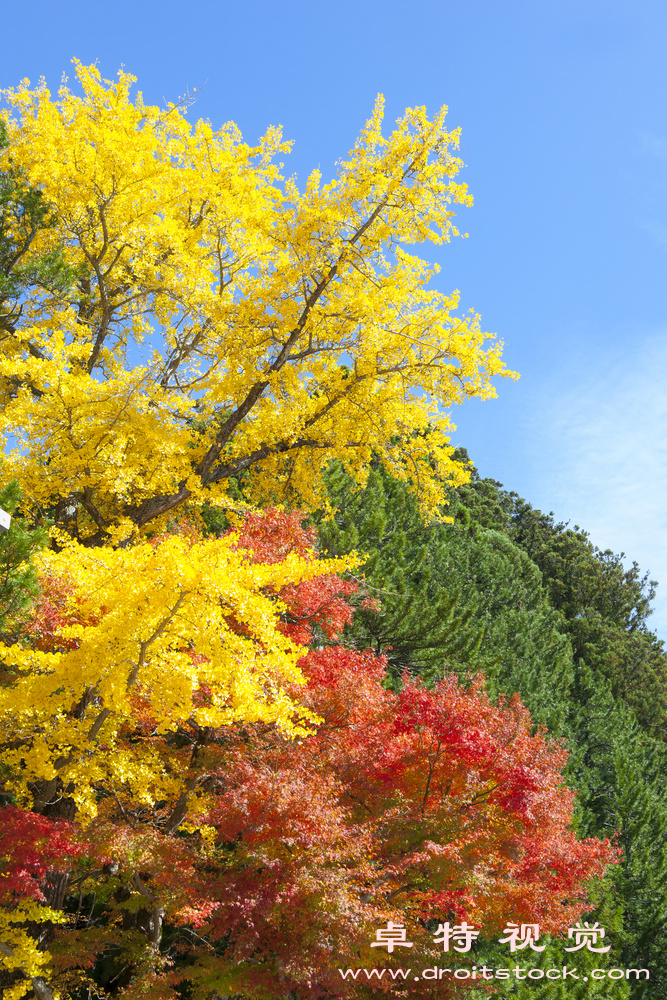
[1,532,337,820]
[0,61,515,544]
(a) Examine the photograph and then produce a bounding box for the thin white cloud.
[525,331,667,639]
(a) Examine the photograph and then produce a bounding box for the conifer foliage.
[0,481,47,643]
[318,462,573,729]
[445,462,667,998]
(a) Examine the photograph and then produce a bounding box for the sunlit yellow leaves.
[1,62,516,540]
[0,531,355,819]
[0,904,65,1000]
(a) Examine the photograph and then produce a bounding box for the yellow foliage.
[0,903,66,1000]
[0,62,516,542]
[0,532,353,819]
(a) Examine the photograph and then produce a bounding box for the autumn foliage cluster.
[0,512,617,999]
[0,63,620,1000]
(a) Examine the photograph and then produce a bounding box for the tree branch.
[0,941,57,1000]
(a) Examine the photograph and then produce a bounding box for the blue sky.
[3,0,667,635]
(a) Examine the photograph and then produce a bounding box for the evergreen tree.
[563,667,667,998]
[444,458,667,997]
[508,498,666,731]
[318,461,572,731]
[444,457,667,734]
[0,480,46,643]
[0,121,77,338]
[317,462,484,683]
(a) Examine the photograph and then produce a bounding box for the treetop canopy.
[0,61,516,545]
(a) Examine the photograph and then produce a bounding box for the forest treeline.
[1,63,666,1000]
[315,456,667,997]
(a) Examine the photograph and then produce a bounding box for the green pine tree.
[0,120,78,339]
[317,461,572,732]
[0,480,47,643]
